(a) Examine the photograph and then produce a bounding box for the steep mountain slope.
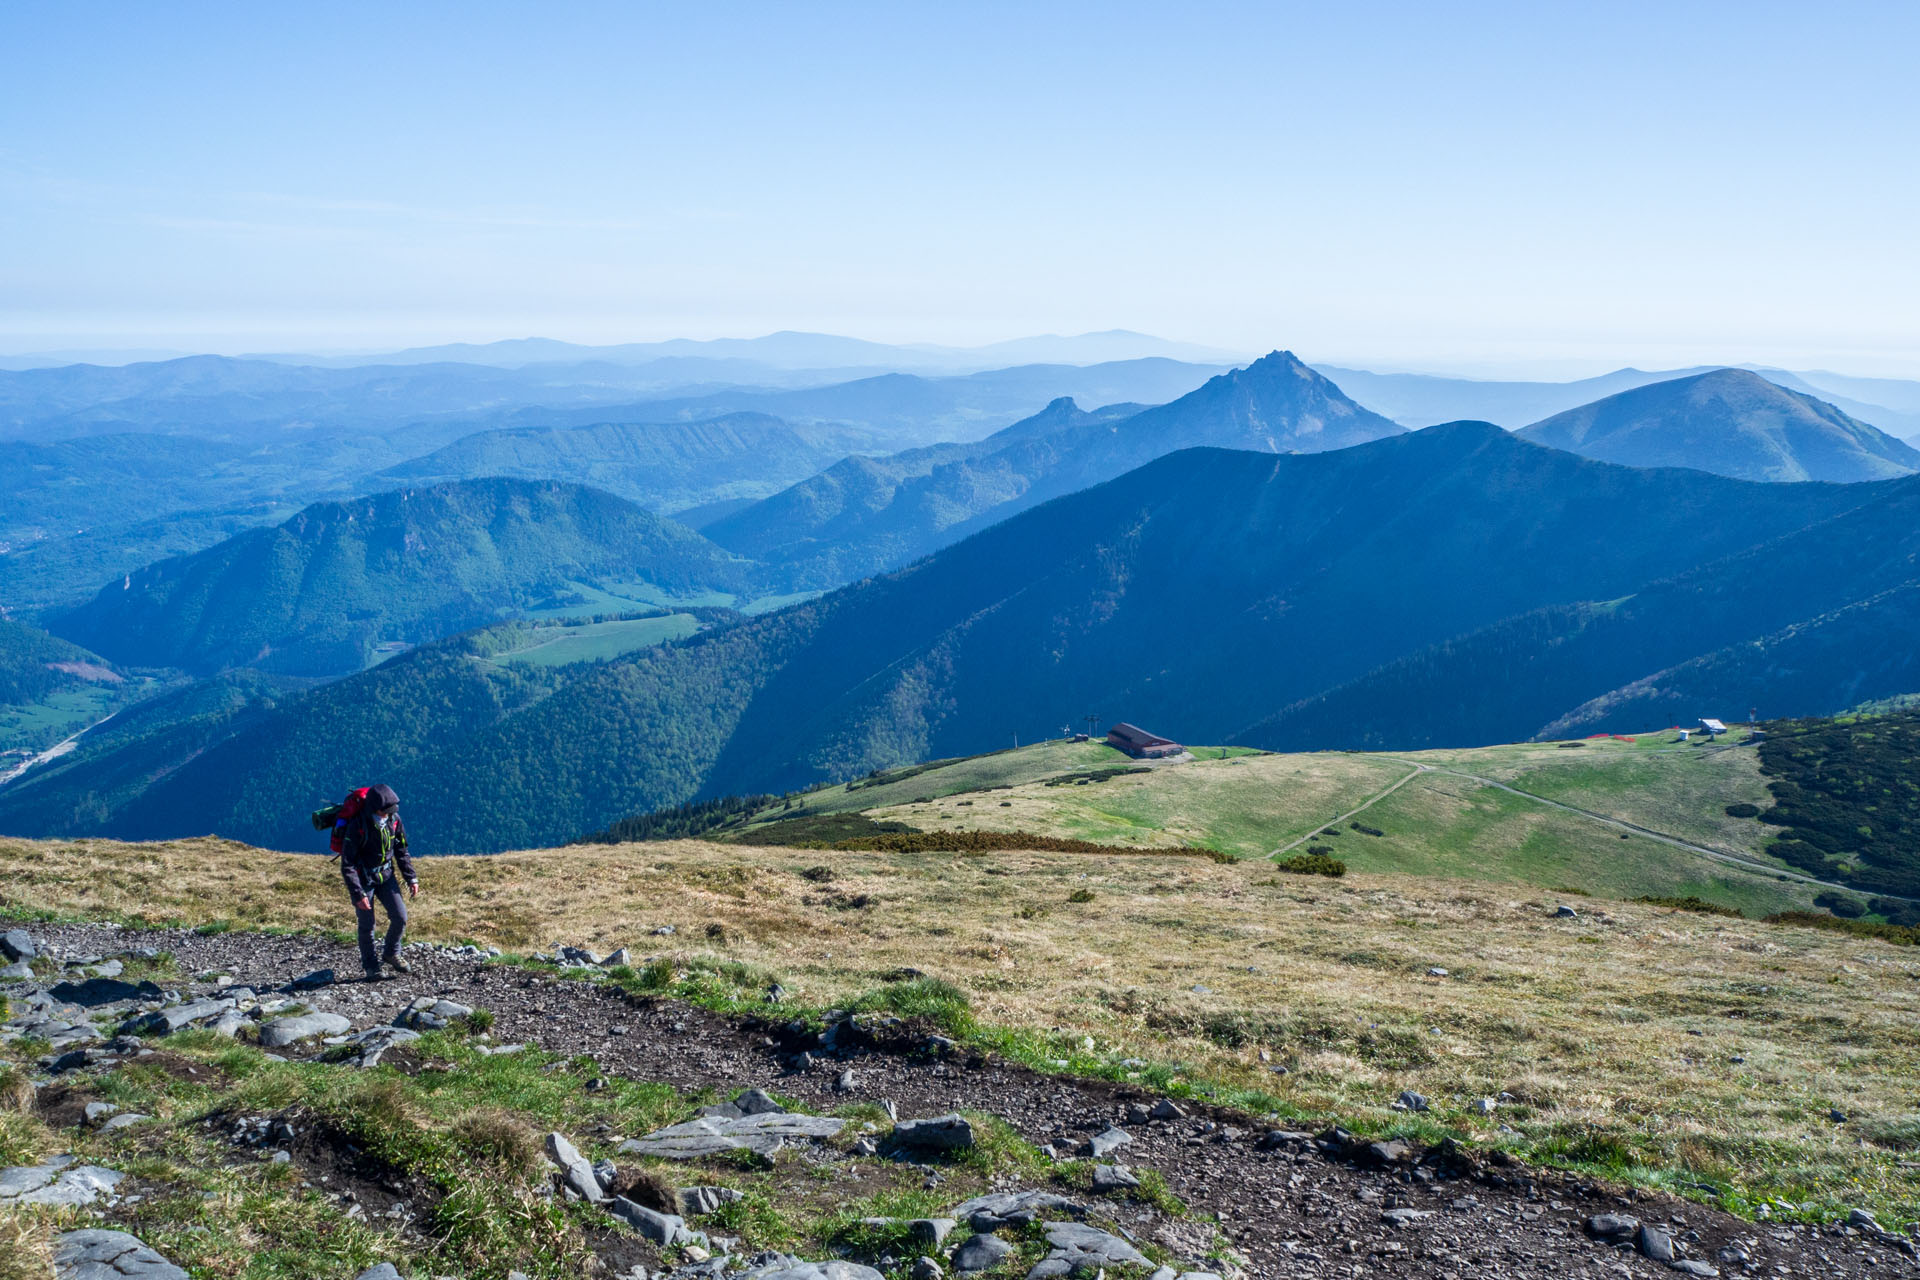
[1236,471,1920,750]
[50,479,755,676]
[15,427,1904,852]
[377,413,846,513]
[705,398,1139,578]
[1517,369,1920,482]
[1312,365,1698,428]
[707,353,1404,586]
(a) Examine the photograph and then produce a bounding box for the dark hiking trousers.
[355,878,408,975]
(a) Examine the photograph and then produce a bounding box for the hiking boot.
[383,955,413,975]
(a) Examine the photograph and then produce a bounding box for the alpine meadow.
[4,7,1920,1280]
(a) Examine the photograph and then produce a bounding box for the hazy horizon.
[5,2,1918,377]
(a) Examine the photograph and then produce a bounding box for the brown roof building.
[1105,722,1184,759]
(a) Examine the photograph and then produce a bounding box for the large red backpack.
[309,787,374,855]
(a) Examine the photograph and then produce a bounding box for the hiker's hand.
[354,896,371,912]
[407,881,419,900]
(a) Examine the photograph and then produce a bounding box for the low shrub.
[1349,822,1385,837]
[1275,853,1346,878]
[1724,803,1762,819]
[849,976,974,1037]
[1764,911,1919,946]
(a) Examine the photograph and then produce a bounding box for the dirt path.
[24,921,1914,1279]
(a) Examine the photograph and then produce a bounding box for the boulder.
[121,998,234,1035]
[1083,1127,1132,1158]
[1149,1099,1186,1121]
[679,1185,747,1217]
[259,1011,352,1047]
[395,997,474,1031]
[52,1229,188,1280]
[98,1113,151,1133]
[950,1235,1015,1273]
[1091,1164,1140,1191]
[609,1196,689,1243]
[545,1132,605,1203]
[1586,1213,1639,1241]
[0,1156,123,1207]
[353,1268,403,1280]
[949,1189,1083,1232]
[1034,1220,1152,1271]
[909,1218,956,1246]
[0,929,35,962]
[735,1088,785,1115]
[893,1114,975,1152]
[0,961,32,980]
[1636,1224,1676,1263]
[619,1111,845,1160]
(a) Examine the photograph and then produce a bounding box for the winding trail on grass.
[1268,763,1423,858]
[1375,758,1915,903]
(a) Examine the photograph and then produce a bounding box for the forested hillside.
[50,478,756,676]
[1751,708,1920,913]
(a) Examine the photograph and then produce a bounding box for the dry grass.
[0,1212,54,1280]
[5,833,1918,1217]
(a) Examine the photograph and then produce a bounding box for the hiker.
[338,783,420,980]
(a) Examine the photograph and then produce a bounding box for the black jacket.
[340,809,416,898]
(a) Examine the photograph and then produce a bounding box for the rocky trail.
[3,922,1914,1279]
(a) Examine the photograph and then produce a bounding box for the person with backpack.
[335,783,420,980]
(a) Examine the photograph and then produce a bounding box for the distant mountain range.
[50,479,754,677]
[377,413,856,514]
[243,329,1249,372]
[706,351,1404,585]
[15,423,1914,853]
[1517,369,1920,482]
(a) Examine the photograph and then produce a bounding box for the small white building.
[1700,718,1728,737]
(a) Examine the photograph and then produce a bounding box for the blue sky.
[3,2,1917,375]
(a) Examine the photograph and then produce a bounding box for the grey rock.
[1848,1207,1880,1229]
[1586,1213,1640,1241]
[122,998,234,1035]
[602,948,631,966]
[911,1259,944,1280]
[735,1088,785,1115]
[894,1113,975,1152]
[1083,1126,1132,1158]
[0,1157,123,1206]
[341,1025,421,1068]
[679,1185,747,1217]
[1554,905,1579,918]
[592,1157,618,1188]
[1671,1263,1719,1278]
[1149,1099,1186,1121]
[98,1112,151,1133]
[1395,1089,1430,1113]
[209,1012,249,1038]
[354,1268,403,1280]
[910,1218,956,1246]
[1363,1138,1413,1166]
[1091,1163,1139,1191]
[545,1131,604,1203]
[395,997,474,1031]
[53,1228,188,1280]
[0,929,34,962]
[950,1189,1084,1232]
[1470,1097,1497,1115]
[1038,1220,1152,1269]
[0,961,32,980]
[259,1011,352,1047]
[951,1234,1015,1272]
[1636,1224,1676,1263]
[735,1264,883,1280]
[620,1110,846,1160]
[610,1196,688,1243]
[288,969,336,991]
[84,1101,121,1127]
[1381,1207,1433,1226]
